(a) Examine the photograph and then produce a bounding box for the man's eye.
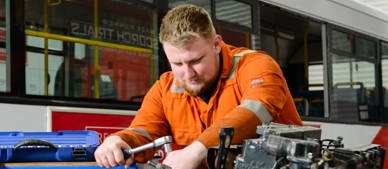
[193,59,201,64]
[191,58,202,64]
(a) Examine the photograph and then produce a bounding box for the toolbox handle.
[14,139,57,150]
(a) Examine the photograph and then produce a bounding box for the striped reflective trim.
[228,56,241,79]
[235,50,257,57]
[170,78,184,93]
[228,50,256,79]
[238,99,273,124]
[126,128,152,139]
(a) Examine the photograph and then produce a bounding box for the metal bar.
[25,30,152,54]
[93,0,100,99]
[44,0,49,96]
[304,21,310,81]
[5,0,11,92]
[149,12,156,89]
[322,24,330,118]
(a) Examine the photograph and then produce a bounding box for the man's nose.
[183,64,196,79]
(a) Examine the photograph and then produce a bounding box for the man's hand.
[94,135,133,169]
[162,141,207,169]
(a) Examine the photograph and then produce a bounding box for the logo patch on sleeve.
[250,77,264,87]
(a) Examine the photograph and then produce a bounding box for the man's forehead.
[165,41,209,61]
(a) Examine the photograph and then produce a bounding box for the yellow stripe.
[234,49,256,57]
[228,50,256,79]
[93,0,100,99]
[127,128,152,139]
[25,29,152,54]
[239,100,273,124]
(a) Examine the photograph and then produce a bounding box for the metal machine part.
[216,127,234,169]
[331,144,385,169]
[234,135,321,169]
[207,127,237,169]
[123,136,173,169]
[256,123,322,140]
[234,123,322,169]
[233,123,385,169]
[146,160,172,169]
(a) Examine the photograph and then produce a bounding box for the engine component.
[233,123,385,169]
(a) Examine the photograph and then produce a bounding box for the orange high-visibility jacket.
[115,41,302,162]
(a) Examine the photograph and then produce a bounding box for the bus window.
[331,30,352,53]
[215,0,252,29]
[0,0,6,92]
[169,0,211,13]
[329,28,378,122]
[25,51,63,96]
[140,0,154,3]
[355,36,376,59]
[260,2,324,118]
[216,26,251,48]
[24,0,157,102]
[382,42,388,122]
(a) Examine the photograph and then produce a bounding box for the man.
[95,4,302,169]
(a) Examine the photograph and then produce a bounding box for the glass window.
[382,42,388,122]
[216,26,250,48]
[331,30,352,53]
[355,36,376,59]
[140,0,154,4]
[259,2,324,118]
[25,51,63,95]
[329,31,378,122]
[308,64,324,91]
[0,48,6,92]
[215,0,252,29]
[0,0,6,92]
[25,0,157,102]
[169,0,211,13]
[27,36,63,51]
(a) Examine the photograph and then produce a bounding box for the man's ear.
[213,35,222,53]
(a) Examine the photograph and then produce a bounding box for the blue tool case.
[0,131,99,162]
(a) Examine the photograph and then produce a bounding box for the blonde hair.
[159,4,215,47]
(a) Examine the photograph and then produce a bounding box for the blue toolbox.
[0,131,99,162]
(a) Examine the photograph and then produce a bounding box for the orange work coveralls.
[115,41,302,162]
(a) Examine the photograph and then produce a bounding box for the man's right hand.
[95,135,133,169]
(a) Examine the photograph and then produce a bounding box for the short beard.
[182,75,217,96]
[183,82,206,96]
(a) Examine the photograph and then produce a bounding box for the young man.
[95,4,302,169]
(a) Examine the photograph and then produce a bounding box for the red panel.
[52,111,134,143]
[0,52,5,61]
[0,29,5,42]
[372,127,388,169]
[101,48,150,101]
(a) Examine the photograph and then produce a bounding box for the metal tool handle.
[123,136,172,158]
[216,127,234,169]
[163,143,172,154]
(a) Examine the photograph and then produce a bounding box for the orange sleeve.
[113,77,170,162]
[238,56,288,116]
[198,53,299,148]
[237,54,301,125]
[197,107,261,147]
